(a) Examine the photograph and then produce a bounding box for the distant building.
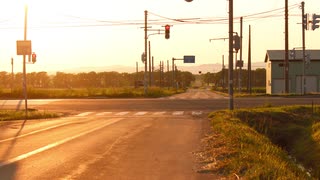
[265,50,320,94]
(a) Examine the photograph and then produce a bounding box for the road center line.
[0,118,123,168]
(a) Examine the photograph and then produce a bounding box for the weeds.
[203,106,319,179]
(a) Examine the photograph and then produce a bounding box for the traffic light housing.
[312,14,320,31]
[165,25,170,39]
[303,13,309,30]
[233,35,241,53]
[32,52,37,63]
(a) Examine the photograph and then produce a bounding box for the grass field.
[0,87,184,99]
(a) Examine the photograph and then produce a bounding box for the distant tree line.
[202,68,266,89]
[0,70,195,89]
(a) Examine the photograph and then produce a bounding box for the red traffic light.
[32,52,37,63]
[165,25,170,39]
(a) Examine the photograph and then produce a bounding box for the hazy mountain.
[58,62,266,74]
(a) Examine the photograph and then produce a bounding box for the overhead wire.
[0,3,303,29]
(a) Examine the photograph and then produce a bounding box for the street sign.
[183,55,195,63]
[17,40,32,55]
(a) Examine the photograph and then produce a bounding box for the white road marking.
[0,118,124,168]
[192,111,203,116]
[76,112,94,117]
[134,112,148,116]
[115,112,129,116]
[96,112,113,116]
[153,111,166,115]
[172,111,184,116]
[0,122,74,143]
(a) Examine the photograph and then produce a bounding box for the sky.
[0,0,319,73]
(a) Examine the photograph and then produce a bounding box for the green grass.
[200,106,320,179]
[0,109,61,121]
[0,87,184,99]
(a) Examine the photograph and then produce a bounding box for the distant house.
[265,50,320,94]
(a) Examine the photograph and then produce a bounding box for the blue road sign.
[183,56,195,63]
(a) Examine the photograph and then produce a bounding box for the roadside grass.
[0,87,184,99]
[200,105,320,179]
[0,109,61,121]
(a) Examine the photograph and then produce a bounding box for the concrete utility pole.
[148,41,151,86]
[23,5,28,117]
[248,25,252,94]
[301,1,306,95]
[144,10,148,94]
[285,0,289,93]
[11,58,14,93]
[228,0,234,110]
[239,17,243,93]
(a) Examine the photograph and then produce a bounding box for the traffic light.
[165,25,170,39]
[303,13,309,30]
[312,14,320,31]
[233,34,240,53]
[32,52,37,63]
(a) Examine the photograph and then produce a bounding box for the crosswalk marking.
[153,111,166,115]
[115,112,130,116]
[76,112,94,117]
[192,111,203,116]
[96,112,113,116]
[76,111,204,117]
[134,112,148,116]
[172,111,184,116]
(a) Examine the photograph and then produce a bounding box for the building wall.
[269,60,320,94]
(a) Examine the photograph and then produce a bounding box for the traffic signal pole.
[228,0,234,110]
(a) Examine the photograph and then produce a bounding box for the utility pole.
[285,0,289,93]
[239,17,243,93]
[172,58,175,88]
[222,55,225,90]
[11,58,14,93]
[228,0,234,110]
[248,25,252,94]
[23,5,28,117]
[144,10,148,95]
[301,1,306,95]
[148,41,151,86]
[152,56,154,86]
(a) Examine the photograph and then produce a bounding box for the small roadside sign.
[17,40,32,55]
[183,55,195,63]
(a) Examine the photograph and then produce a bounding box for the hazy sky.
[0,0,319,73]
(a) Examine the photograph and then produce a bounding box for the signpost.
[172,55,196,87]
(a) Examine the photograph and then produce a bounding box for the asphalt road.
[0,89,320,179]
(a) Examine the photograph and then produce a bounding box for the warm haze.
[0,0,319,73]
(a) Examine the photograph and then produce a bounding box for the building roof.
[265,49,320,62]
